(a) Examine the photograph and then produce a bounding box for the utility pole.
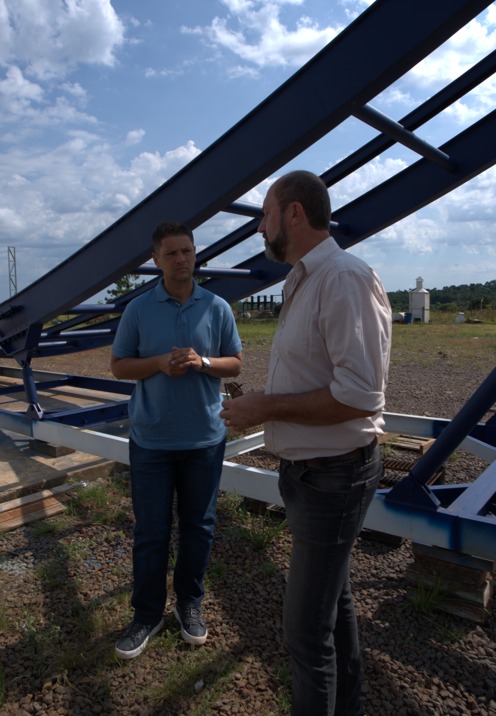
[8,246,17,297]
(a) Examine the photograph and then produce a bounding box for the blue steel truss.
[0,0,495,558]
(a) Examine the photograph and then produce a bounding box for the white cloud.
[182,0,341,69]
[0,0,125,80]
[0,65,43,114]
[129,141,202,186]
[125,129,146,146]
[226,64,261,79]
[368,9,496,128]
[332,157,408,207]
[443,167,496,224]
[60,82,88,102]
[409,11,496,88]
[0,137,202,281]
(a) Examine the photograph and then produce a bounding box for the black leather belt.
[286,437,378,470]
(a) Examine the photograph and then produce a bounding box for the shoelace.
[183,607,204,626]
[124,622,147,638]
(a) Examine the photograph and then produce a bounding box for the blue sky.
[0,0,495,304]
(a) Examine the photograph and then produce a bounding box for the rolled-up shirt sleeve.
[321,268,391,413]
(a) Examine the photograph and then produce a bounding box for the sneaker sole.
[115,617,165,659]
[174,607,208,646]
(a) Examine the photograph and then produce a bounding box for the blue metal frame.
[0,0,495,554]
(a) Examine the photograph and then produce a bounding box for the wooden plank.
[412,542,495,573]
[0,483,80,513]
[0,496,67,532]
[0,482,81,532]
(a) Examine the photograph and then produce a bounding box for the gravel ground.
[0,347,495,715]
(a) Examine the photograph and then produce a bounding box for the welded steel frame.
[0,0,495,558]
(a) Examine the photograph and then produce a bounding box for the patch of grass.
[236,320,277,347]
[63,539,90,562]
[0,605,9,635]
[206,558,227,584]
[275,663,292,712]
[66,479,129,525]
[390,320,496,369]
[143,647,237,714]
[434,619,465,643]
[67,482,108,514]
[35,560,67,589]
[258,560,279,577]
[0,659,4,708]
[29,517,69,536]
[217,491,247,519]
[406,578,444,615]
[446,449,462,464]
[234,513,288,551]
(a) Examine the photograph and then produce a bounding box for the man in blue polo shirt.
[111,221,242,659]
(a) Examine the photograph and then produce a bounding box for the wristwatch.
[200,356,211,371]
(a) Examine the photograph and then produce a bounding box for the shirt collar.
[284,236,338,295]
[154,279,202,303]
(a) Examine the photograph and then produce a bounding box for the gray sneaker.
[115,617,165,659]
[174,603,208,645]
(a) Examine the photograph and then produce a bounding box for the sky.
[0,0,495,305]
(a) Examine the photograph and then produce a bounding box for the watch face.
[202,356,211,369]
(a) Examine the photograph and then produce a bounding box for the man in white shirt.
[221,170,391,716]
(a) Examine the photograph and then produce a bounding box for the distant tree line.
[388,279,496,312]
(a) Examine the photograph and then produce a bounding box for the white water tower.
[409,277,430,323]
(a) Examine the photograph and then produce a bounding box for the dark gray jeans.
[279,442,382,716]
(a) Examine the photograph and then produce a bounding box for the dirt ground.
[0,346,495,715]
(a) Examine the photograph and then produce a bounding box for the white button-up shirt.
[264,237,391,460]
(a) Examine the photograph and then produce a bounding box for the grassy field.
[237,311,496,370]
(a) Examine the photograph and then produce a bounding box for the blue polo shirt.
[112,280,242,450]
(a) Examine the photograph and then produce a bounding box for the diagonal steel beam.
[198,110,496,302]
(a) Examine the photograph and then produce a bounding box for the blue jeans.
[279,442,382,716]
[129,437,226,625]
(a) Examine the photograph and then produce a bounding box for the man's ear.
[289,201,305,225]
[152,251,159,267]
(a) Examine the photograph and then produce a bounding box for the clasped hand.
[163,346,200,376]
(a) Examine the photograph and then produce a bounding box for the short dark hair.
[152,221,194,251]
[274,171,331,230]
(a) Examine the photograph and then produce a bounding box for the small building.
[409,277,430,323]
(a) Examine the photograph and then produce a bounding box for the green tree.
[105,274,145,303]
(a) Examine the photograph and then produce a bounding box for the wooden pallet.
[381,433,436,454]
[0,483,78,532]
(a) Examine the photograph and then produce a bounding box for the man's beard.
[264,223,288,263]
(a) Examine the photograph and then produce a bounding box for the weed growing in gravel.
[67,479,130,525]
[143,646,237,714]
[0,574,10,633]
[217,491,245,517]
[0,660,4,708]
[433,619,465,643]
[275,664,292,712]
[206,558,227,584]
[0,604,9,632]
[35,559,67,589]
[233,513,288,550]
[29,518,68,536]
[62,539,90,562]
[447,449,461,464]
[258,560,279,577]
[406,578,444,615]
